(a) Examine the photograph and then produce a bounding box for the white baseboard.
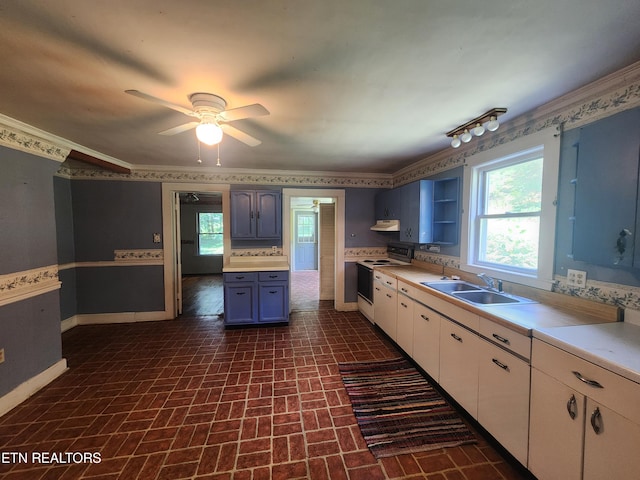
[62,311,170,331]
[0,359,68,418]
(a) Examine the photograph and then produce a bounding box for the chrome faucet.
[477,273,502,292]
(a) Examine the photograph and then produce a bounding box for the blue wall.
[0,147,62,396]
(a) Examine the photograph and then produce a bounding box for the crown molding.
[0,113,132,169]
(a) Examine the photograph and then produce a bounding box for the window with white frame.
[198,212,223,255]
[460,128,560,289]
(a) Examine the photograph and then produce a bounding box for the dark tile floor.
[0,273,529,479]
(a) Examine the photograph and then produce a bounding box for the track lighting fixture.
[446,108,507,148]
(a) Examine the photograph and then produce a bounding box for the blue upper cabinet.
[572,107,640,267]
[375,188,401,219]
[231,190,282,239]
[398,180,434,243]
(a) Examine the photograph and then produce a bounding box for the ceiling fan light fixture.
[196,123,223,145]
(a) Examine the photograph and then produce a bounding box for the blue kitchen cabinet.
[257,271,289,323]
[572,107,640,267]
[398,180,434,243]
[432,177,459,245]
[223,272,259,324]
[374,187,401,219]
[230,190,282,239]
[223,270,289,325]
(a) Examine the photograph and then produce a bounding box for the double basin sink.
[421,280,536,306]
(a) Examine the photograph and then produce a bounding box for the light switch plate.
[567,269,587,287]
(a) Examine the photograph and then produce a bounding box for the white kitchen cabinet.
[529,338,640,480]
[439,317,479,418]
[396,292,414,356]
[412,301,440,381]
[477,338,530,466]
[373,271,397,340]
[529,368,584,480]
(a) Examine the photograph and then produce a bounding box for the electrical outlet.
[0,348,4,364]
[271,246,277,252]
[567,269,587,288]
[153,233,161,243]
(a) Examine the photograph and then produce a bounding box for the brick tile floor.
[0,309,530,479]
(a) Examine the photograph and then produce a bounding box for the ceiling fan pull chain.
[197,138,202,164]
[216,143,221,167]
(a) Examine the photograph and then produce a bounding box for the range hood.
[370,219,400,231]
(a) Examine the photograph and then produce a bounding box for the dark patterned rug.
[338,357,477,458]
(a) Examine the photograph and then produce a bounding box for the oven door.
[357,263,373,303]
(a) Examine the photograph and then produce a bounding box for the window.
[296,213,316,243]
[461,128,560,289]
[198,212,223,255]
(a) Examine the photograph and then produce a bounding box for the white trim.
[460,127,560,290]
[71,311,169,325]
[283,188,346,310]
[61,316,78,333]
[0,359,68,418]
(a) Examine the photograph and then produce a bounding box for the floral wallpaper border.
[0,128,70,162]
[0,265,61,306]
[553,275,640,311]
[230,248,284,257]
[114,249,164,263]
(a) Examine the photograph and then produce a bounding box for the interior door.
[294,211,318,270]
[173,191,183,315]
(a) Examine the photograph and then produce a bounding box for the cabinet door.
[224,282,258,324]
[396,295,414,356]
[412,302,440,381]
[439,318,479,418]
[573,107,640,267]
[374,282,396,340]
[583,399,640,480]
[256,191,281,238]
[230,191,256,238]
[528,368,584,480]
[258,282,288,322]
[477,340,530,466]
[375,188,401,219]
[399,181,433,243]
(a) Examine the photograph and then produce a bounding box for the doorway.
[283,189,346,311]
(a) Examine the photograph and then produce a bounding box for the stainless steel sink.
[451,290,536,306]
[421,280,536,306]
[421,281,484,293]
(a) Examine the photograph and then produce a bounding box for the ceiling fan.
[125,90,269,146]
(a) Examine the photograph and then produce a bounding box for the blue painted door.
[294,211,318,270]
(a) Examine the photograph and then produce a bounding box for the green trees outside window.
[198,212,223,255]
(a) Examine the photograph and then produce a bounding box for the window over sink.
[460,127,560,289]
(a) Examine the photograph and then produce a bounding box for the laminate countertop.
[375,264,614,336]
[222,255,290,272]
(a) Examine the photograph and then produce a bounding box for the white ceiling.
[0,0,639,174]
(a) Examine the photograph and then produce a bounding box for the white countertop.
[223,255,289,272]
[534,322,640,385]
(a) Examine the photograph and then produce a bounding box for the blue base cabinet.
[224,271,289,326]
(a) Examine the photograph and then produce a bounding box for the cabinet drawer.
[479,317,531,361]
[398,280,418,298]
[258,271,289,282]
[373,271,396,290]
[532,339,640,424]
[413,289,479,332]
[224,272,259,283]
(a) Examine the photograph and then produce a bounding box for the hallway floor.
[0,273,529,479]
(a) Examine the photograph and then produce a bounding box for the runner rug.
[338,357,476,458]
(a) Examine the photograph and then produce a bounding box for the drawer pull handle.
[235,275,245,279]
[420,314,429,321]
[386,281,393,286]
[450,333,462,342]
[401,287,408,292]
[269,275,278,278]
[400,302,408,308]
[566,394,578,420]
[590,407,602,434]
[236,292,246,296]
[572,371,604,389]
[386,293,392,299]
[491,358,509,371]
[492,333,510,344]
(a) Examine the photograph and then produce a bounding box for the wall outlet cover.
[567,269,587,287]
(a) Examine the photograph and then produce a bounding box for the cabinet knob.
[566,394,578,420]
[590,407,602,434]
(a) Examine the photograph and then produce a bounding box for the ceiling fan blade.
[158,121,199,136]
[220,124,262,146]
[125,89,197,117]
[218,103,270,122]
